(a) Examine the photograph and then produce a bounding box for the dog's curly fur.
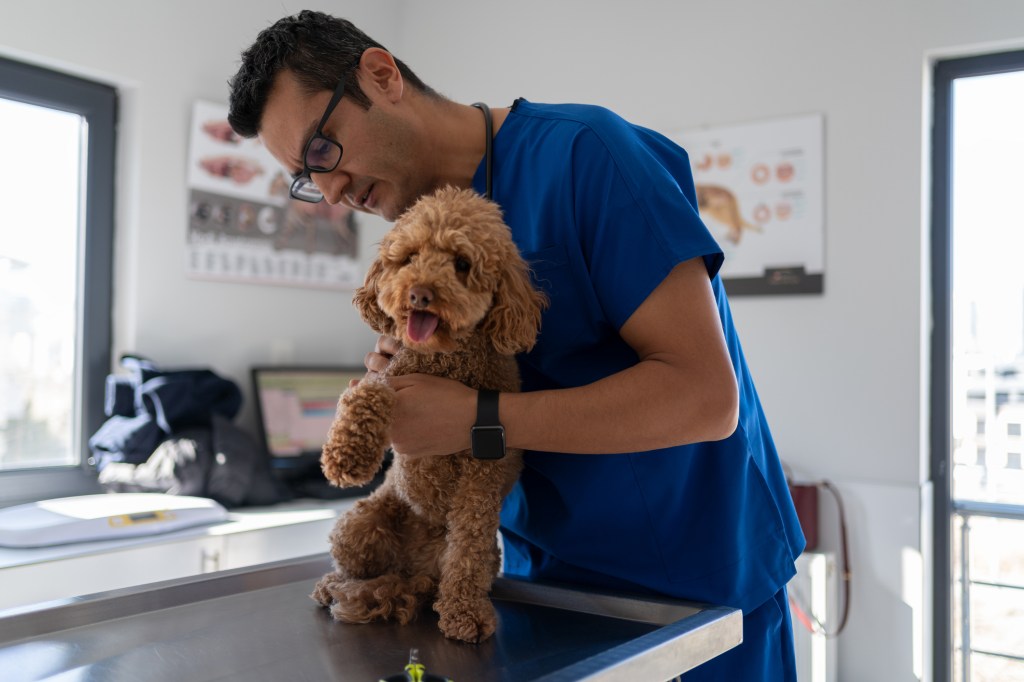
[312,187,547,643]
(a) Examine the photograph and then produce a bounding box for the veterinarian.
[229,11,805,681]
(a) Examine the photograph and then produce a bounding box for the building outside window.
[933,49,1024,682]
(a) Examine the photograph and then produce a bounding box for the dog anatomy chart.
[185,100,360,290]
[674,113,824,295]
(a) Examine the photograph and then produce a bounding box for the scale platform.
[0,494,228,548]
[0,555,741,681]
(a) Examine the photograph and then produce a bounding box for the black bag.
[91,355,289,507]
[89,355,243,469]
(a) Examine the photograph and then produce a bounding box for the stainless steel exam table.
[0,555,741,681]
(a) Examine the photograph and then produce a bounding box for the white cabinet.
[788,551,840,682]
[0,498,356,612]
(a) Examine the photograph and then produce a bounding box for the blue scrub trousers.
[682,587,797,681]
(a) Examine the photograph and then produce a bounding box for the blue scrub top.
[474,99,805,614]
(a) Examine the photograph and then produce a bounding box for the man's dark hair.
[228,10,435,138]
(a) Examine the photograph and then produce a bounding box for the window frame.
[0,56,116,506]
[930,47,1024,682]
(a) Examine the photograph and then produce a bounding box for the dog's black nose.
[409,286,433,309]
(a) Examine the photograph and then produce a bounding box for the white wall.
[4,1,1024,680]
[391,1,1024,681]
[0,0,398,432]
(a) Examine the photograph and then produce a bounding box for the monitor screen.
[251,367,362,470]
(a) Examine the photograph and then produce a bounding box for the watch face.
[471,426,506,460]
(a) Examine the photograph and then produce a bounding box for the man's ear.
[356,48,403,104]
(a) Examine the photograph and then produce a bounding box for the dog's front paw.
[320,383,395,487]
[321,443,382,487]
[435,597,497,643]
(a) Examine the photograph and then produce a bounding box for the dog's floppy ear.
[352,257,396,336]
[483,256,548,355]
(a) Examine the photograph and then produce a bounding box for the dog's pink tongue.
[407,311,439,343]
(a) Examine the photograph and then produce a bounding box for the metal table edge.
[532,605,743,682]
[0,553,333,642]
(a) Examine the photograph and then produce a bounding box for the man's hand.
[350,335,400,388]
[387,374,476,458]
[359,337,475,458]
[366,335,401,375]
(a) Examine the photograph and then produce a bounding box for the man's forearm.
[500,358,738,455]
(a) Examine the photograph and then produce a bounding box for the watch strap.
[472,389,505,459]
[475,389,500,427]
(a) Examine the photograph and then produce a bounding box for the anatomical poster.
[185,100,360,290]
[674,113,824,295]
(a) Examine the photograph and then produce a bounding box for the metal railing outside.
[953,500,1024,682]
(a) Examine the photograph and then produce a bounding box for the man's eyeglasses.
[290,76,348,203]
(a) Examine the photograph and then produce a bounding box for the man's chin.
[366,200,400,222]
[385,189,440,222]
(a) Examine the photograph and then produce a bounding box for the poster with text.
[674,113,824,295]
[185,100,360,290]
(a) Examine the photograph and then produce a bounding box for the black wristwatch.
[471,389,506,460]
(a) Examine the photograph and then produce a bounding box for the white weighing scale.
[0,493,228,548]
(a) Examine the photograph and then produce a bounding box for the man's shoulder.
[510,98,624,130]
[508,99,649,162]
[509,99,683,172]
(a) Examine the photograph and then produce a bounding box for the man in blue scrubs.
[230,11,805,680]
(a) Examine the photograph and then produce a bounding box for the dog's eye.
[454,257,471,273]
[402,251,418,265]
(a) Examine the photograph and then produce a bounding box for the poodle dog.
[312,187,547,643]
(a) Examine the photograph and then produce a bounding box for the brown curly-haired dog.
[312,187,546,643]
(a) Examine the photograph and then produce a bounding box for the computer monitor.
[251,366,363,482]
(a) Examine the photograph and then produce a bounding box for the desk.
[0,498,358,612]
[0,555,742,681]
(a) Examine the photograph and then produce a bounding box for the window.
[0,57,116,505]
[932,49,1024,682]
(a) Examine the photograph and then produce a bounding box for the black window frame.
[931,47,1024,682]
[0,56,116,506]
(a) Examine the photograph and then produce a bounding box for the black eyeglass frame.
[289,75,348,203]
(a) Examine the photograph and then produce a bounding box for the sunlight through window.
[0,98,84,469]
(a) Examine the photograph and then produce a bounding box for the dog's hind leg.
[311,570,346,607]
[320,379,394,486]
[313,486,441,614]
[328,485,411,578]
[323,574,436,625]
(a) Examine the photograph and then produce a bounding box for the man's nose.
[312,170,346,205]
